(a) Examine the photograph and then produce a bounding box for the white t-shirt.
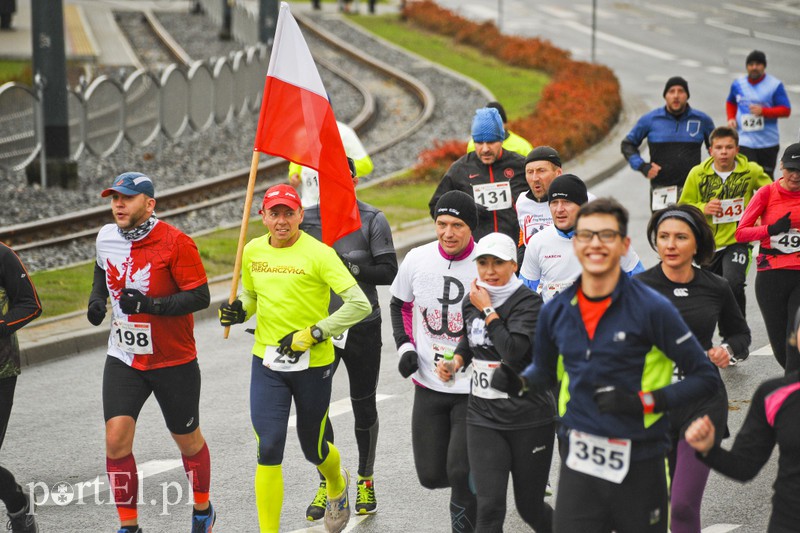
[516,191,598,246]
[520,225,642,302]
[516,192,552,246]
[390,241,476,394]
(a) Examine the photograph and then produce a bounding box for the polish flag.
[253,1,360,245]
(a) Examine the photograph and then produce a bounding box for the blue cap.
[101,172,155,198]
[471,107,505,143]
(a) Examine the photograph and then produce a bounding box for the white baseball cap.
[474,232,517,262]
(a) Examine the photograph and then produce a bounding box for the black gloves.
[119,289,154,315]
[490,363,527,397]
[398,349,419,378]
[87,299,107,326]
[767,212,792,236]
[594,386,665,415]
[219,299,246,326]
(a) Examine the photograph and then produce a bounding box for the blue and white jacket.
[521,272,720,461]
[622,105,715,189]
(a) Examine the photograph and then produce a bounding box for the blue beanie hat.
[471,108,505,143]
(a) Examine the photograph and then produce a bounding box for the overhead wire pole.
[29,0,78,188]
[592,0,597,63]
[497,0,503,32]
[259,0,279,45]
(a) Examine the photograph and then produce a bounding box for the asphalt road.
[4,1,798,532]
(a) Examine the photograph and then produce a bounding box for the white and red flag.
[253,1,360,245]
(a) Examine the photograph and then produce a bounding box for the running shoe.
[355,477,377,514]
[116,529,142,533]
[6,493,38,533]
[324,469,351,533]
[191,502,216,533]
[306,480,327,521]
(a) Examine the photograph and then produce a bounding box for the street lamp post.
[27,0,78,188]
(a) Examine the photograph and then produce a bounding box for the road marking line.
[702,524,742,532]
[289,394,392,427]
[705,66,729,75]
[764,1,800,15]
[678,59,703,68]
[560,20,676,60]
[648,4,697,19]
[55,394,394,506]
[574,5,616,19]
[724,4,772,17]
[750,343,773,357]
[786,84,800,94]
[706,19,800,47]
[538,5,578,20]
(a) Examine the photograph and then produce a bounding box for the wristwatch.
[482,306,496,319]
[310,325,325,343]
[721,343,738,365]
[639,391,656,414]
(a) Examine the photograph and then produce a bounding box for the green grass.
[358,179,436,226]
[347,14,548,119]
[0,60,32,85]
[30,218,266,319]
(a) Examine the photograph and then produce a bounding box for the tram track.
[0,9,435,260]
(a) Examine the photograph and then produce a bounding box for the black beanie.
[525,146,562,168]
[486,101,508,124]
[746,50,766,66]
[548,174,588,205]
[663,76,689,98]
[434,190,478,231]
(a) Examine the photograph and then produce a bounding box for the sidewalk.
[0,0,172,65]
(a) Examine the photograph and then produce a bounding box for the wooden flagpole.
[224,150,261,339]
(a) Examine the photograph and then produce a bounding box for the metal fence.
[0,44,268,172]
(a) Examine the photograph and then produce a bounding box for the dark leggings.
[739,145,779,179]
[468,423,554,533]
[412,385,476,533]
[0,465,26,514]
[755,269,800,372]
[320,318,382,477]
[250,356,334,466]
[706,244,751,318]
[0,376,17,451]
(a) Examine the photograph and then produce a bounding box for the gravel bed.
[6,8,487,272]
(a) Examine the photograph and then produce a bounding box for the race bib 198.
[566,430,631,484]
[712,198,744,224]
[471,359,508,400]
[473,182,512,211]
[263,345,310,372]
[740,113,764,132]
[651,186,677,211]
[111,320,153,355]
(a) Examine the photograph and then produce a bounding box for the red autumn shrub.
[403,1,621,173]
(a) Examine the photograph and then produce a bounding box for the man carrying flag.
[220,3,368,532]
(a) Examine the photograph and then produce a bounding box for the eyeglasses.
[574,229,622,243]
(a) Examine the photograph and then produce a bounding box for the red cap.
[260,184,302,213]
